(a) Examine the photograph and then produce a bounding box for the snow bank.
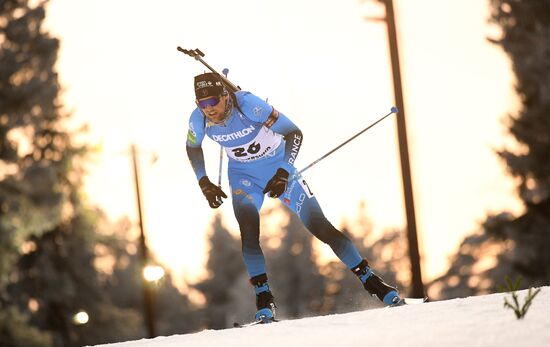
[89,287,550,347]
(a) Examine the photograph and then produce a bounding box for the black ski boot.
[352,259,404,306]
[250,274,276,322]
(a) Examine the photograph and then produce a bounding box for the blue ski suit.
[186,91,364,278]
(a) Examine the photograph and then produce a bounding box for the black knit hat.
[194,72,225,99]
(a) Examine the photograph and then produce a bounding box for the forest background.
[1,1,549,347]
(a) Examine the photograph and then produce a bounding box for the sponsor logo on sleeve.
[187,129,197,144]
[253,106,263,118]
[288,133,302,165]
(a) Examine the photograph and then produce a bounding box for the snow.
[89,287,550,347]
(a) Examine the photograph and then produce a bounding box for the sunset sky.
[44,0,523,288]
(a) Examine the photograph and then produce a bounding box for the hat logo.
[201,89,208,96]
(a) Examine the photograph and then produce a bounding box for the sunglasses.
[197,96,222,109]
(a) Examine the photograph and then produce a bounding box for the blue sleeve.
[269,112,299,136]
[186,109,207,180]
[186,146,207,180]
[236,91,273,123]
[272,112,303,173]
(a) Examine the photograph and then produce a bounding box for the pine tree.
[0,0,74,288]
[1,2,200,344]
[0,1,81,345]
[485,0,550,286]
[192,213,245,329]
[489,0,550,204]
[433,1,550,298]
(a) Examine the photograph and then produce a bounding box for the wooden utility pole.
[131,144,157,338]
[380,0,425,298]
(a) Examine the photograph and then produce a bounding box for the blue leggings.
[229,167,363,278]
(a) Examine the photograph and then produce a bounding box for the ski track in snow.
[89,287,550,347]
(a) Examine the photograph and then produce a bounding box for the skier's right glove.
[198,176,227,209]
[263,168,289,198]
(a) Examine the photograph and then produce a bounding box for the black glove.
[198,176,227,208]
[263,168,289,198]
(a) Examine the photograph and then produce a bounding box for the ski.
[233,317,278,328]
[390,297,429,307]
[234,297,427,327]
[404,297,429,304]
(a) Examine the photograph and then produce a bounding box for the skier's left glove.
[198,176,227,208]
[263,168,289,198]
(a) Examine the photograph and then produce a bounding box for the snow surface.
[89,287,550,347]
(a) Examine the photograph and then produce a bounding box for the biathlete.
[186,72,404,322]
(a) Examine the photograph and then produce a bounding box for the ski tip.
[403,297,429,304]
[391,106,399,114]
[233,317,278,328]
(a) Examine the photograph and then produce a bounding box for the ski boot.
[352,259,404,306]
[250,274,277,323]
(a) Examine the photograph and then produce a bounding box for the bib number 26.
[232,142,261,158]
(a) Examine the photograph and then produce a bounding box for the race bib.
[225,126,282,162]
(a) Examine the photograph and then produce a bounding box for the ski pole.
[213,68,235,188]
[217,146,223,185]
[294,107,398,178]
[177,46,241,93]
[215,65,229,189]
